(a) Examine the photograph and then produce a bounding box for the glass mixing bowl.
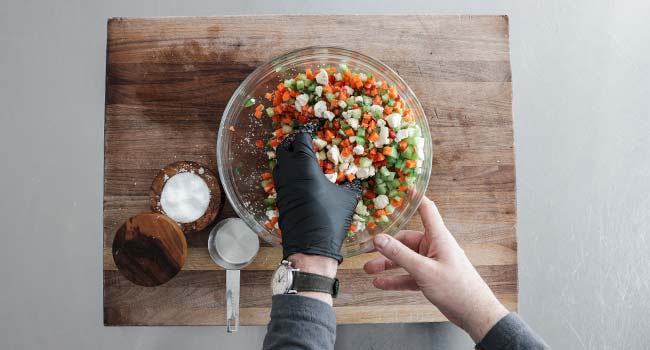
[217,47,432,257]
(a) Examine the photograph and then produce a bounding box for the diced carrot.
[367,203,375,209]
[255,140,265,148]
[374,209,387,218]
[382,146,393,156]
[282,91,290,101]
[340,147,352,157]
[403,113,414,123]
[367,221,377,229]
[349,224,357,232]
[399,140,408,151]
[405,159,417,168]
[368,119,376,131]
[265,92,273,100]
[375,153,385,161]
[274,129,283,137]
[367,133,379,142]
[398,185,407,192]
[394,101,402,110]
[381,81,388,89]
[277,82,286,91]
[270,138,281,148]
[365,190,376,199]
[384,106,393,114]
[323,85,333,93]
[254,110,262,119]
[388,86,398,99]
[281,115,293,124]
[261,172,272,180]
[336,172,345,182]
[340,139,351,148]
[391,197,403,208]
[345,128,355,137]
[373,95,382,105]
[306,68,314,80]
[229,126,235,131]
[324,129,335,142]
[345,173,355,181]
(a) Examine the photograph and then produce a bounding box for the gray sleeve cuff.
[263,295,336,350]
[476,313,549,350]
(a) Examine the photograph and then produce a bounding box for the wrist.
[463,296,509,343]
[286,253,338,306]
[287,253,338,278]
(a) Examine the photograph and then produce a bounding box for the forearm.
[476,313,549,350]
[263,254,339,350]
[263,295,336,350]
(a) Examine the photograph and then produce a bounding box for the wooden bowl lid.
[150,161,223,234]
[112,213,187,287]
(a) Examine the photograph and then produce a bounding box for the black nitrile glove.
[273,129,362,263]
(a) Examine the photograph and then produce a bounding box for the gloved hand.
[273,129,361,263]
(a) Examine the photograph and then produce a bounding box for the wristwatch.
[271,260,340,297]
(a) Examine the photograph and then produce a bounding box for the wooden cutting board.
[103,15,516,326]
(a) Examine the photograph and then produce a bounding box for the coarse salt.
[160,172,211,223]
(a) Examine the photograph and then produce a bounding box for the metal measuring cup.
[208,218,260,332]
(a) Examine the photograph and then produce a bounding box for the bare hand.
[363,196,508,342]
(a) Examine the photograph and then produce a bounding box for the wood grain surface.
[104,15,516,326]
[111,213,187,287]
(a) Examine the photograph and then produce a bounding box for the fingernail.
[374,234,389,249]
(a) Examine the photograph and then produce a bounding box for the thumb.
[373,234,429,275]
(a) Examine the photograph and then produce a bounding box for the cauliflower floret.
[314,100,327,118]
[345,163,358,175]
[316,150,327,160]
[323,110,335,121]
[316,69,329,85]
[374,126,390,148]
[353,144,364,155]
[386,113,402,128]
[295,93,309,107]
[341,153,354,164]
[327,145,340,165]
[349,136,357,144]
[313,138,328,150]
[344,86,354,95]
[315,85,323,97]
[395,129,410,142]
[355,200,369,216]
[354,96,363,103]
[347,118,359,130]
[324,173,337,183]
[266,209,278,220]
[334,72,342,81]
[356,166,375,180]
[369,104,384,116]
[376,119,386,128]
[266,151,276,159]
[373,195,389,209]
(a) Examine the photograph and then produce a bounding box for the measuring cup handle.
[226,269,240,332]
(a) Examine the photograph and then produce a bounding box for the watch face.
[271,264,293,295]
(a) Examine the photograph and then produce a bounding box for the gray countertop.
[1,1,649,349]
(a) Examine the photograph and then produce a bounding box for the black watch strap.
[292,271,340,297]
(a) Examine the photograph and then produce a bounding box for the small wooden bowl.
[112,213,187,287]
[150,161,223,234]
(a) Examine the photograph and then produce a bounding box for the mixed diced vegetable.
[248,64,424,237]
